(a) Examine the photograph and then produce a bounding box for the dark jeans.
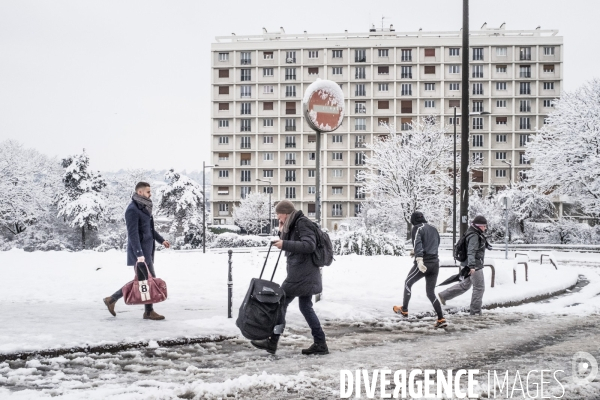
[272,295,326,344]
[403,260,444,320]
[111,263,156,314]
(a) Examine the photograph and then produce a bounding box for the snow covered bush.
[232,192,273,235]
[210,233,270,249]
[333,229,405,256]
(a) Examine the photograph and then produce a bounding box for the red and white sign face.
[303,80,344,132]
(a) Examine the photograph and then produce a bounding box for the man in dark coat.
[438,215,490,315]
[250,200,328,356]
[103,182,170,320]
[393,211,447,328]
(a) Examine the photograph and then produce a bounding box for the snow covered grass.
[0,248,595,355]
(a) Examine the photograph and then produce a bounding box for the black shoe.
[250,338,278,355]
[302,342,329,355]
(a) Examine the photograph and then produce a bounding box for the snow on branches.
[526,78,600,217]
[232,192,273,235]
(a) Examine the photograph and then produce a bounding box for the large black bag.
[236,244,286,340]
[297,216,334,267]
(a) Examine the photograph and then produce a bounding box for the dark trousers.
[403,260,444,320]
[111,263,156,314]
[272,295,326,343]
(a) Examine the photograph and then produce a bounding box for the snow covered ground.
[1,248,599,399]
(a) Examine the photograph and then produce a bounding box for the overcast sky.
[0,0,598,172]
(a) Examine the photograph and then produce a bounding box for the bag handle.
[134,261,151,281]
[259,242,283,281]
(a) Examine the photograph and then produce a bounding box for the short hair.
[135,181,151,191]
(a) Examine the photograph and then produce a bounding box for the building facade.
[210,25,563,231]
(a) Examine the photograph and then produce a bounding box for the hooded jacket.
[461,225,489,270]
[410,213,440,262]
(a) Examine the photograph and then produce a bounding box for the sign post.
[498,194,512,259]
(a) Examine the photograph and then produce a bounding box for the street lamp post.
[459,0,470,237]
[202,161,218,254]
[256,178,273,234]
[502,159,513,189]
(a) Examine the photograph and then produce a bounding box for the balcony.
[355,132,366,139]
[241,76,251,82]
[520,55,531,61]
[240,144,251,149]
[285,74,296,80]
[355,57,366,62]
[285,92,296,97]
[355,194,366,200]
[401,56,412,62]
[520,89,531,95]
[355,74,366,79]
[472,73,483,78]
[240,126,251,132]
[401,73,412,79]
[519,106,531,113]
[240,160,251,166]
[520,72,531,78]
[355,107,366,114]
[355,91,366,96]
[285,57,296,63]
[285,142,296,147]
[401,90,412,96]
[285,177,296,182]
[240,59,251,65]
[285,160,296,165]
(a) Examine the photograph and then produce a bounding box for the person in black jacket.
[250,200,328,356]
[103,182,170,320]
[393,211,447,328]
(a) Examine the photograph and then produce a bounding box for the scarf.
[132,193,153,216]
[280,210,298,238]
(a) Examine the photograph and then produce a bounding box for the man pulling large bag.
[236,244,286,340]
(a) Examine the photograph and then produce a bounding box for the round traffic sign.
[302,79,344,133]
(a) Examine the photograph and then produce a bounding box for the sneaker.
[143,311,165,320]
[437,292,446,306]
[250,338,278,355]
[392,305,408,317]
[434,318,448,329]
[301,342,329,355]
[103,297,117,317]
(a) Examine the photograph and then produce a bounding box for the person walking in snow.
[437,215,491,316]
[393,211,447,328]
[250,200,329,356]
[103,182,170,320]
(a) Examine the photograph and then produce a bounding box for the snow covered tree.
[232,192,274,235]
[157,169,205,247]
[358,118,454,238]
[56,151,107,249]
[526,78,600,217]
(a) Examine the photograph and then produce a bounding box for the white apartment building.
[210,25,563,231]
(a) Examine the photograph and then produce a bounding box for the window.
[285,170,296,182]
[472,152,484,165]
[263,186,273,194]
[218,136,229,144]
[472,65,484,78]
[424,65,436,74]
[496,169,507,178]
[218,153,229,161]
[263,85,274,94]
[308,67,319,75]
[496,117,507,125]
[285,51,296,63]
[496,65,507,73]
[332,152,343,161]
[332,67,343,75]
[378,83,389,92]
[332,135,343,143]
[332,203,342,217]
[401,83,412,96]
[218,103,229,111]
[218,170,229,178]
[263,68,274,77]
[378,66,389,75]
[472,48,484,61]
[424,83,435,91]
[520,100,531,112]
[543,65,555,73]
[240,136,251,148]
[218,120,229,128]
[308,135,316,143]
[520,47,531,60]
[544,46,555,56]
[543,99,554,108]
[519,134,531,147]
[240,85,251,97]
[241,69,251,81]
[520,152,530,165]
[449,117,460,125]
[308,169,315,178]
[285,85,296,97]
[355,134,366,147]
[497,100,507,108]
[496,152,507,160]
[496,134,507,142]
[263,136,273,144]
[218,69,230,78]
[218,86,229,95]
[472,100,483,112]
[261,102,274,112]
[449,65,460,74]
[355,49,366,62]
[544,116,550,125]
[519,117,531,130]
[519,65,531,78]
[240,153,251,167]
[401,49,412,61]
[308,152,315,161]
[424,48,435,57]
[263,119,274,127]
[401,118,412,131]
[332,49,343,58]
[401,66,412,79]
[472,117,483,130]
[308,50,319,59]
[285,67,296,80]
[333,169,343,178]
[355,67,366,79]
[240,170,251,182]
[355,152,366,165]
[263,169,273,178]
[519,82,531,95]
[472,134,484,147]
[449,48,460,57]
[400,100,412,114]
[355,84,366,96]
[378,49,389,57]
[218,203,229,212]
[240,102,251,115]
[449,99,460,108]
[424,100,435,108]
[472,83,483,95]
[496,47,507,56]
[354,102,366,113]
[240,52,251,64]
[218,187,229,195]
[543,82,555,90]
[240,119,251,131]
[285,187,296,199]
[308,186,315,194]
[496,82,507,90]
[355,118,366,131]
[263,51,273,59]
[263,152,274,161]
[285,118,296,131]
[285,152,296,165]
[285,102,296,115]
[449,83,460,91]
[218,52,229,61]
[378,100,390,109]
[332,187,343,195]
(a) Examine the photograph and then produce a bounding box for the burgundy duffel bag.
[122,263,168,305]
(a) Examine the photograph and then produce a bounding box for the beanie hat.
[472,215,488,225]
[410,211,427,225]
[275,200,296,214]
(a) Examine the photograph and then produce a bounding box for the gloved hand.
[416,257,427,273]
[409,250,415,257]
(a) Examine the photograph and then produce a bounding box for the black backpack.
[236,245,286,340]
[297,217,334,267]
[453,232,477,262]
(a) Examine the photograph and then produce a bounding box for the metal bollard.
[228,249,233,318]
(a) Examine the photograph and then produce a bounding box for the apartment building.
[210,25,563,231]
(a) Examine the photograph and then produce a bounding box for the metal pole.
[202,161,206,254]
[459,0,470,237]
[268,187,272,234]
[227,249,233,318]
[505,202,509,259]
[453,107,457,246]
[315,129,322,225]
